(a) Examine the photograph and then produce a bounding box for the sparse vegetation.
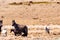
[1,1,60,40]
[19,2,23,4]
[0,25,60,40]
[32,17,38,20]
[9,2,23,5]
[1,16,4,18]
[57,2,60,4]
[9,1,56,5]
[33,2,51,4]
[9,2,16,5]
[29,1,33,4]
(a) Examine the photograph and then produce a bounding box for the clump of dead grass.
[9,2,23,5]
[9,1,55,5]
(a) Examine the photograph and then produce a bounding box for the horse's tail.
[24,25,28,36]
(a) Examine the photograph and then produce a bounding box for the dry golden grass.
[0,3,60,25]
[0,25,60,40]
[0,1,60,40]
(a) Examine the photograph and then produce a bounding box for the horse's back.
[18,24,27,28]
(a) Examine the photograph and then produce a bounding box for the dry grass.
[0,1,59,25]
[9,1,56,5]
[0,1,60,40]
[0,25,60,40]
[9,2,23,5]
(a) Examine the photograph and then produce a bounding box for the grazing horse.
[45,27,50,34]
[11,20,28,36]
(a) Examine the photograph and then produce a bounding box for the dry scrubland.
[0,25,60,40]
[0,0,60,40]
[0,1,60,25]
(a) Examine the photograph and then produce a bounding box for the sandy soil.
[0,1,60,25]
[0,25,60,40]
[0,0,60,40]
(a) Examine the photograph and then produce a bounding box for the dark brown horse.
[11,20,28,36]
[0,20,3,34]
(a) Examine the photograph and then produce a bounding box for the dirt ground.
[0,25,60,40]
[0,1,60,25]
[0,0,60,40]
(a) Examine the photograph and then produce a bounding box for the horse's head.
[12,20,16,26]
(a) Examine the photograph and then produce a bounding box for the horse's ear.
[0,20,3,23]
[12,20,15,23]
[12,20,15,22]
[12,20,16,26]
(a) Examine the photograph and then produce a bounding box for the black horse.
[11,20,28,36]
[0,20,3,34]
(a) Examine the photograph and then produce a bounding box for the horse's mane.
[17,24,26,28]
[13,21,26,29]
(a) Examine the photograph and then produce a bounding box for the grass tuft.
[9,1,56,5]
[9,2,23,5]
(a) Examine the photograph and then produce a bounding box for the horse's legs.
[10,29,17,36]
[14,31,21,36]
[22,26,28,36]
[14,30,21,36]
[0,30,1,35]
[14,32,16,36]
[13,29,17,36]
[10,29,14,33]
[19,31,22,35]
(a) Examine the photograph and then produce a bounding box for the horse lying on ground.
[11,20,28,37]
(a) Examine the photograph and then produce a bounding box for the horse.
[45,27,50,34]
[0,20,3,34]
[11,20,28,36]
